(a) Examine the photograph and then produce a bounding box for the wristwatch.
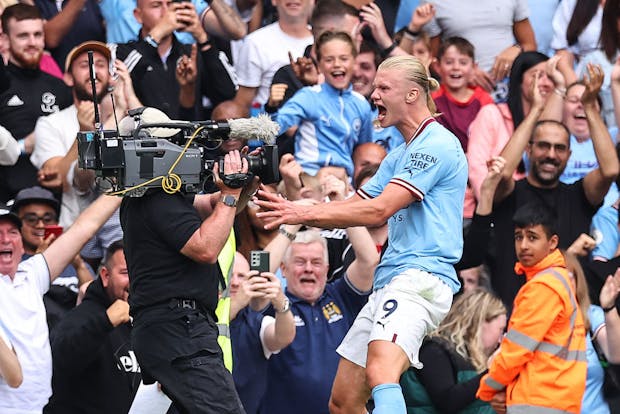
[144,35,159,48]
[276,298,291,314]
[220,194,238,208]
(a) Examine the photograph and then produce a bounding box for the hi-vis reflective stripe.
[216,229,235,372]
[504,268,587,363]
[217,323,230,337]
[485,376,505,390]
[508,404,573,414]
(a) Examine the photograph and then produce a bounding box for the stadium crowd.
[2,0,620,413]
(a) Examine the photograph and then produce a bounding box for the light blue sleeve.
[358,102,374,144]
[589,305,605,334]
[591,205,619,260]
[273,89,311,133]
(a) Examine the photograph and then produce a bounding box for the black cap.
[0,204,21,229]
[11,186,60,214]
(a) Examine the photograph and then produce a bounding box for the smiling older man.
[0,194,120,413]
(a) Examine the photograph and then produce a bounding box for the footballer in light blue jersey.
[358,117,467,293]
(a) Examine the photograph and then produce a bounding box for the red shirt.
[432,85,493,151]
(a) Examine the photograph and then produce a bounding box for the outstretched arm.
[43,194,121,282]
[600,268,620,363]
[582,64,619,206]
[495,73,545,202]
[255,182,414,230]
[201,0,247,40]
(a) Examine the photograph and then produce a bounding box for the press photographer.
[119,145,256,413]
[76,107,279,414]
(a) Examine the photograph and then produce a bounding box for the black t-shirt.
[490,178,599,307]
[115,36,236,120]
[0,62,71,202]
[120,190,220,316]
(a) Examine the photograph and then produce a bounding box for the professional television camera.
[76,106,281,197]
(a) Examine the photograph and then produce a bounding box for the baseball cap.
[11,186,60,215]
[118,107,184,138]
[0,204,21,230]
[65,40,111,72]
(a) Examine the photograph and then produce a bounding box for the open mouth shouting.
[375,104,387,123]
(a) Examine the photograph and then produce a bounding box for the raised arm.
[181,150,247,263]
[581,64,619,206]
[321,174,377,292]
[201,0,248,40]
[43,194,121,281]
[260,272,295,352]
[43,0,87,48]
[599,268,620,363]
[495,73,545,202]
[539,55,567,122]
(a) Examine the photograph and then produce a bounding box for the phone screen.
[44,225,63,239]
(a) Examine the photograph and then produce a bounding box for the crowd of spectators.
[2,0,620,413]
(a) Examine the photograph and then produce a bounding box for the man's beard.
[11,47,42,69]
[74,80,109,102]
[531,158,564,187]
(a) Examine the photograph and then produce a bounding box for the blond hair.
[378,55,439,114]
[430,289,506,372]
[562,250,591,332]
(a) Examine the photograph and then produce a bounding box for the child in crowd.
[432,37,493,222]
[477,202,587,413]
[432,37,494,152]
[274,31,373,178]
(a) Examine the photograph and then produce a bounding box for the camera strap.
[222,173,249,189]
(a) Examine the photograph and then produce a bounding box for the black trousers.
[132,307,245,414]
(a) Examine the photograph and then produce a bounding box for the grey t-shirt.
[421,0,530,71]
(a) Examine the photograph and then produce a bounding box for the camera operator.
[120,149,254,413]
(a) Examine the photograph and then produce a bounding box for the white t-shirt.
[0,255,52,413]
[421,0,530,71]
[0,125,19,166]
[550,0,603,58]
[31,105,95,228]
[233,22,313,106]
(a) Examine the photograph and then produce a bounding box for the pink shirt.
[39,53,63,79]
[467,103,526,201]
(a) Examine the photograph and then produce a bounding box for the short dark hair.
[1,4,42,34]
[354,164,379,189]
[315,31,357,62]
[359,40,382,69]
[532,119,571,146]
[103,239,124,269]
[513,202,558,239]
[437,36,475,61]
[310,0,358,28]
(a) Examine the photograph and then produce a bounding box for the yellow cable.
[108,126,205,196]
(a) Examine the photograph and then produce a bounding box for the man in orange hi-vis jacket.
[477,202,587,414]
